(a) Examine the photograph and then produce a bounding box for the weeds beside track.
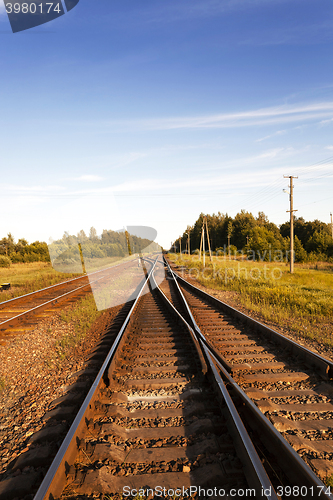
[168,254,333,347]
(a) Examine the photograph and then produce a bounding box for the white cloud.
[136,0,291,26]
[325,146,333,151]
[319,118,333,125]
[74,175,104,182]
[101,101,333,132]
[3,184,65,193]
[256,130,286,142]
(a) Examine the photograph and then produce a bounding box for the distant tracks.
[0,261,136,343]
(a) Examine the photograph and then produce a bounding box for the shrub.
[0,256,11,267]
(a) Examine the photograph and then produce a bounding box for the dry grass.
[168,253,333,347]
[0,261,80,303]
[55,295,102,360]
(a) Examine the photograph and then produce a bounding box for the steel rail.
[150,266,208,376]
[163,258,234,374]
[201,342,278,500]
[167,260,333,379]
[163,258,333,498]
[208,348,333,500]
[0,260,136,332]
[0,275,87,310]
[0,258,134,310]
[32,258,156,500]
[0,282,91,331]
[151,264,278,499]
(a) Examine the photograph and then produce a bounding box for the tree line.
[0,227,160,268]
[51,227,159,266]
[172,211,333,262]
[0,233,49,266]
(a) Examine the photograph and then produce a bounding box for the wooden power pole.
[284,175,298,273]
[199,216,212,265]
[205,218,213,262]
[330,213,333,240]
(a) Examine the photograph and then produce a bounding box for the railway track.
[0,260,140,344]
[162,257,333,494]
[1,257,332,499]
[13,257,279,500]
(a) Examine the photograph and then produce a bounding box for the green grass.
[0,261,80,303]
[168,253,333,347]
[54,295,103,361]
[325,474,333,487]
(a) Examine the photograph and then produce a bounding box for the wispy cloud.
[325,146,333,151]
[106,0,288,27]
[256,130,286,142]
[319,118,333,125]
[102,101,333,131]
[4,184,65,192]
[239,19,333,47]
[73,175,104,182]
[164,0,296,28]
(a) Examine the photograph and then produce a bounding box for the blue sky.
[1,0,333,248]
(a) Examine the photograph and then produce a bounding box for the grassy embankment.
[168,253,333,348]
[0,262,103,387]
[0,261,105,363]
[52,294,103,363]
[0,261,81,302]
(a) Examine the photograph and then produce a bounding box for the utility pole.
[187,230,190,255]
[284,175,298,273]
[227,221,232,259]
[179,237,181,257]
[78,243,87,274]
[205,217,213,262]
[202,224,205,268]
[330,213,333,239]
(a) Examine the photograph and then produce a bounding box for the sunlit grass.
[168,253,333,347]
[0,261,80,303]
[55,295,102,360]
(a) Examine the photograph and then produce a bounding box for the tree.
[89,226,98,240]
[77,229,87,242]
[62,231,76,247]
[256,211,269,226]
[17,238,28,246]
[232,210,256,249]
[307,230,332,254]
[294,236,307,262]
[0,233,15,255]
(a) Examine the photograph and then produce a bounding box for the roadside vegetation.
[174,211,333,263]
[53,295,102,362]
[168,253,333,347]
[0,233,49,264]
[0,261,80,303]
